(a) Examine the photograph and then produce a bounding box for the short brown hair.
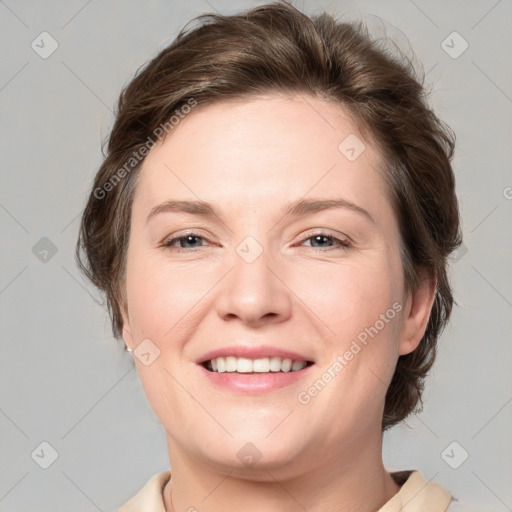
[76,1,462,430]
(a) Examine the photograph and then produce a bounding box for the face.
[121,93,432,478]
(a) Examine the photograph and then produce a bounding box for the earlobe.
[122,326,133,352]
[398,272,437,356]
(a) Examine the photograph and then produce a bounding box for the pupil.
[183,236,198,247]
[314,235,330,246]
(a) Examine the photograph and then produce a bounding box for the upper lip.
[196,345,314,365]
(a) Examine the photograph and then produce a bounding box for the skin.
[121,93,436,511]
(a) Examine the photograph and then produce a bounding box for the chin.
[193,434,307,474]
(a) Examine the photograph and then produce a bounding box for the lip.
[197,361,315,394]
[196,344,313,365]
[195,344,315,394]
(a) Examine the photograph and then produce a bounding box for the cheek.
[295,252,403,399]
[292,257,400,340]
[124,250,205,341]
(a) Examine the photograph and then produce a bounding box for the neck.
[162,431,401,512]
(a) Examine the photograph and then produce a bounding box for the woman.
[76,2,464,510]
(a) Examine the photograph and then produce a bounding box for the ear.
[398,270,437,356]
[120,300,134,351]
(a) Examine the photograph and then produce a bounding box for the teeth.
[253,357,270,372]
[291,360,306,371]
[281,358,292,372]
[206,356,308,373]
[226,356,237,372]
[237,357,253,373]
[269,356,282,372]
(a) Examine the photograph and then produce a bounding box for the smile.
[203,356,313,373]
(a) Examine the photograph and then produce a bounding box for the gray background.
[1,0,511,510]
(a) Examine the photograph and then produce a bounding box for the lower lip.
[197,364,314,394]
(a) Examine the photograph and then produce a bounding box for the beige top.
[118,469,455,511]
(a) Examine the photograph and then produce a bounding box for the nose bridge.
[215,234,292,324]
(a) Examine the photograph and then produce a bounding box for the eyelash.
[161,231,351,252]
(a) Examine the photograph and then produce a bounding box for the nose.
[215,244,293,327]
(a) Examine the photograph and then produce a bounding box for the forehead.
[132,93,389,220]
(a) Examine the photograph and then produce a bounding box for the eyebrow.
[146,197,375,224]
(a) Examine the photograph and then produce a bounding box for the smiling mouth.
[202,356,314,373]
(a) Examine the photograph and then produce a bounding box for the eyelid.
[296,228,352,246]
[161,230,213,249]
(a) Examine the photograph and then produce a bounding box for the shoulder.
[446,498,490,511]
[382,470,450,511]
[388,470,484,512]
[116,470,171,512]
[396,470,452,508]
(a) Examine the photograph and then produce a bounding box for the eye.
[299,232,351,251]
[161,231,350,252]
[162,232,209,251]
